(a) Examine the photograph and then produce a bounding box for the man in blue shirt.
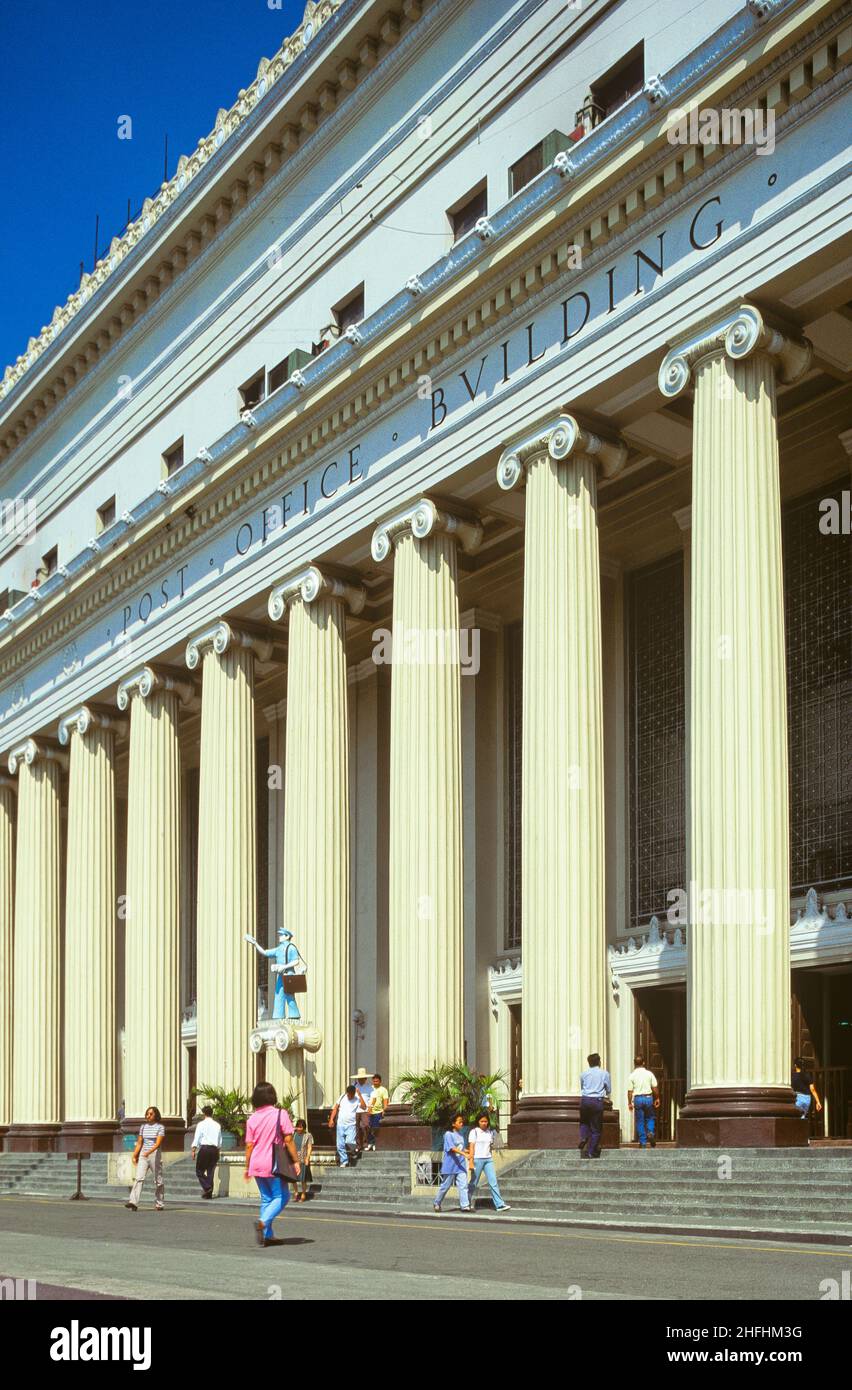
[579,1052,611,1159]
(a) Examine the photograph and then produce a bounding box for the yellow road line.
[1,1194,848,1258]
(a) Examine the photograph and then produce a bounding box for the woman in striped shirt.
[125,1106,166,1212]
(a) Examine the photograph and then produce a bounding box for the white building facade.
[0,0,849,1151]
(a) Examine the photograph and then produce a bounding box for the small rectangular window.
[0,587,25,612]
[509,143,544,197]
[333,286,364,333]
[239,371,265,410]
[97,496,116,534]
[163,439,184,477]
[37,546,58,583]
[590,43,644,120]
[267,357,289,394]
[448,185,487,243]
[508,132,572,197]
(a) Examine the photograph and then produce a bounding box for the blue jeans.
[255,1176,290,1237]
[337,1121,357,1164]
[435,1169,470,1209]
[634,1096,656,1146]
[579,1097,604,1155]
[471,1157,506,1210]
[794,1092,812,1118]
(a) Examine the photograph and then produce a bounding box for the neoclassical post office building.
[0,0,849,1151]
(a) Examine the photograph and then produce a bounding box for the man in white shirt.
[329,1084,366,1168]
[627,1054,660,1149]
[192,1105,223,1197]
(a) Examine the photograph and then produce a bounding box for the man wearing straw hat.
[351,1068,374,1153]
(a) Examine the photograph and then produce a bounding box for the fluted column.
[58,706,125,1149]
[497,417,626,1148]
[0,777,16,1135]
[269,567,365,1109]
[371,498,482,1143]
[187,622,271,1099]
[659,304,812,1146]
[118,666,189,1137]
[6,739,65,1149]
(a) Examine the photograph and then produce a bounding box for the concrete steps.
[3,1148,850,1240]
[490,1148,852,1238]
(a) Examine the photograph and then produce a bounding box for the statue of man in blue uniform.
[244,928,302,1021]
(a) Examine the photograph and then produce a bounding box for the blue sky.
[0,0,306,372]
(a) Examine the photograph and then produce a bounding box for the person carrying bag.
[243,1082,300,1246]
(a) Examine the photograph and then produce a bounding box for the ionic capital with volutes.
[58,705,127,745]
[371,497,483,563]
[116,665,196,711]
[7,738,68,776]
[268,565,367,622]
[658,303,812,399]
[497,413,627,491]
[185,620,273,671]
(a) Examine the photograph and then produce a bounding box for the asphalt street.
[1,1195,849,1301]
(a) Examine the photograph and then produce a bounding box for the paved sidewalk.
[1,1196,848,1301]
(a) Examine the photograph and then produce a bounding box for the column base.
[117,1116,187,1151]
[508,1095,621,1150]
[4,1123,62,1152]
[57,1121,121,1153]
[677,1087,807,1147]
[375,1104,437,1150]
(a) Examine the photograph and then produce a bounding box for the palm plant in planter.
[192,1085,250,1149]
[393,1062,507,1142]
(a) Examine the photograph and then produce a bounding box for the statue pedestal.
[250,1018,322,1122]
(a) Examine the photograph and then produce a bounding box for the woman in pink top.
[244,1082,300,1246]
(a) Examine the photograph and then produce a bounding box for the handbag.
[271,1109,300,1182]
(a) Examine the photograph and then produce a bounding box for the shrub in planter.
[393,1062,507,1141]
[191,1084,250,1146]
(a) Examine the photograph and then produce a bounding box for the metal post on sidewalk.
[67,1151,91,1201]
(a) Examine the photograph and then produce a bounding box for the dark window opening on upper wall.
[267,357,289,394]
[449,185,487,243]
[163,438,184,477]
[509,130,572,196]
[239,371,265,410]
[0,587,25,613]
[35,546,58,586]
[578,42,644,132]
[97,496,116,534]
[333,285,365,333]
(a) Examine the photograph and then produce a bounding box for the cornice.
[0,0,352,409]
[184,619,273,669]
[0,7,848,678]
[658,303,813,396]
[57,705,126,745]
[497,414,627,490]
[371,497,483,562]
[268,564,366,620]
[0,0,454,459]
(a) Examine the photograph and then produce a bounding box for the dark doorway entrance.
[509,1003,522,1120]
[634,986,686,1142]
[792,967,852,1138]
